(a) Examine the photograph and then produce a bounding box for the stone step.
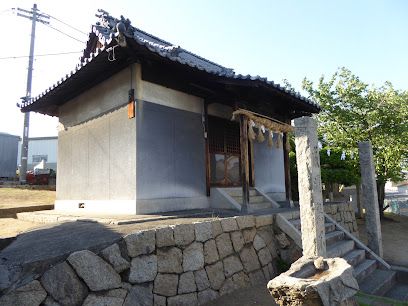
[290,219,336,233]
[342,249,366,267]
[233,195,265,204]
[384,283,408,301]
[325,230,345,246]
[354,259,377,283]
[327,240,355,258]
[249,202,272,210]
[225,188,258,197]
[359,269,397,296]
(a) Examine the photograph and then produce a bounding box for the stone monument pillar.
[358,141,383,257]
[294,116,326,257]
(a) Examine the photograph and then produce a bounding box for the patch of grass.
[356,291,408,306]
[0,188,55,208]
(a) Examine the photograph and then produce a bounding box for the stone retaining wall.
[0,214,293,306]
[324,202,358,236]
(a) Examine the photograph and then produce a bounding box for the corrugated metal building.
[17,136,58,171]
[0,132,20,178]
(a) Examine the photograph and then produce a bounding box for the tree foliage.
[302,67,408,213]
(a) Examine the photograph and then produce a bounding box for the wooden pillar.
[204,101,210,196]
[283,132,292,203]
[239,114,249,213]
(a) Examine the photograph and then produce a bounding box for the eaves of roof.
[21,11,320,114]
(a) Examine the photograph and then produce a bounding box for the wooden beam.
[239,114,250,213]
[283,132,292,203]
[204,100,211,196]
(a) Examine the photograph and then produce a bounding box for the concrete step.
[290,219,336,233]
[343,249,366,267]
[327,240,355,258]
[225,188,258,197]
[325,230,345,246]
[384,283,408,301]
[359,269,397,296]
[248,202,272,210]
[233,195,265,204]
[354,259,377,283]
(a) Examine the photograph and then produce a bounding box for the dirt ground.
[357,212,408,267]
[0,187,55,209]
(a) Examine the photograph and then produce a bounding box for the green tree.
[302,67,408,218]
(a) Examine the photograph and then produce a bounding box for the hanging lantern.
[257,125,265,143]
[267,130,274,148]
[248,120,256,141]
[341,151,346,160]
[318,141,323,150]
[327,149,331,156]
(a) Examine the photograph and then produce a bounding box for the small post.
[282,132,292,205]
[358,141,383,257]
[204,100,210,196]
[239,115,249,213]
[294,116,326,257]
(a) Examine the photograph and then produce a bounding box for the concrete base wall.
[55,200,137,214]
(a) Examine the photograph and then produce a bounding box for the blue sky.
[0,0,407,137]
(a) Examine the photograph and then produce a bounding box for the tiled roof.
[21,10,319,112]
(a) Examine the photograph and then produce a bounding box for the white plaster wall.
[140,79,204,114]
[56,65,137,214]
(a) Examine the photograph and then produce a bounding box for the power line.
[46,13,88,36]
[0,51,82,60]
[43,23,85,43]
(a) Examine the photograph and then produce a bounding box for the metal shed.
[0,132,20,178]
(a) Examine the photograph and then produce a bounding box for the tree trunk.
[376,181,386,219]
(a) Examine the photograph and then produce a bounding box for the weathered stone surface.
[235,215,255,229]
[0,264,10,291]
[223,255,243,277]
[257,227,274,246]
[263,265,271,281]
[183,242,204,272]
[258,247,273,266]
[123,283,153,306]
[156,226,175,247]
[276,232,290,249]
[42,296,61,306]
[230,231,245,252]
[242,228,256,243]
[194,221,213,242]
[359,141,383,257]
[101,243,130,273]
[68,250,121,291]
[219,277,237,296]
[178,271,197,294]
[194,269,210,291]
[205,261,225,290]
[211,220,223,237]
[204,239,219,265]
[268,257,359,306]
[83,289,127,306]
[174,224,195,246]
[168,293,198,306]
[41,261,88,306]
[220,218,238,232]
[0,280,46,306]
[153,294,166,306]
[121,282,132,290]
[253,234,267,251]
[129,254,158,283]
[154,274,179,297]
[240,245,261,272]
[268,262,276,279]
[249,269,266,286]
[198,288,219,305]
[232,271,250,288]
[294,116,327,258]
[215,233,234,259]
[125,230,156,257]
[157,247,182,273]
[255,215,273,227]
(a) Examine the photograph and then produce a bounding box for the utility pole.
[14,4,49,183]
